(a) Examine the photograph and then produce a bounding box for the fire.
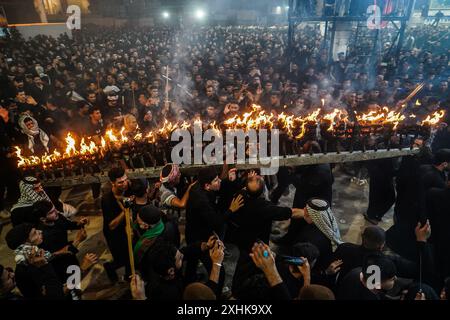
[357,107,406,129]
[180,121,191,130]
[278,112,295,136]
[384,108,406,130]
[106,129,118,142]
[295,108,321,140]
[223,104,275,130]
[12,104,446,168]
[80,138,98,155]
[65,133,78,156]
[421,110,446,126]
[209,121,222,136]
[120,127,129,143]
[322,108,346,132]
[158,119,179,138]
[14,146,27,167]
[145,131,156,143]
[134,133,143,141]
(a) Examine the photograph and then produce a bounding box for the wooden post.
[117,201,135,277]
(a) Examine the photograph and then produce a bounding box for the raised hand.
[229,194,244,213]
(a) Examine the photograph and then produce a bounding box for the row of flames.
[14,105,446,168]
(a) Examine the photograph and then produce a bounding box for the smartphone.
[279,255,304,266]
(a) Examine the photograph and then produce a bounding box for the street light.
[195,9,205,19]
[275,6,282,15]
[162,11,170,19]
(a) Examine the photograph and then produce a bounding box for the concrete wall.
[11,23,71,39]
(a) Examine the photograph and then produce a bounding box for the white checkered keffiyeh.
[306,198,343,251]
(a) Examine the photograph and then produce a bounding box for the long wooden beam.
[42,148,419,187]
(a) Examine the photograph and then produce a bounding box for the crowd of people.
[1,22,450,300]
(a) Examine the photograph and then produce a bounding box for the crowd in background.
[0,23,450,300]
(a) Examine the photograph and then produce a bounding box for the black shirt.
[337,268,382,300]
[101,191,128,262]
[38,214,81,253]
[185,184,229,244]
[289,223,334,271]
[229,191,292,252]
[15,263,65,300]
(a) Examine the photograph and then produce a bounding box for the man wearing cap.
[133,204,170,281]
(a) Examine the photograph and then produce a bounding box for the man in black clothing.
[333,226,386,285]
[41,99,69,138]
[184,167,243,290]
[0,264,21,300]
[134,204,180,283]
[140,237,224,300]
[278,143,334,249]
[28,75,51,105]
[31,200,89,282]
[337,254,397,300]
[71,101,91,135]
[229,175,301,253]
[83,106,104,201]
[0,105,20,219]
[185,167,243,245]
[83,106,104,137]
[5,224,65,300]
[387,148,447,261]
[234,242,293,300]
[427,187,450,281]
[230,174,304,292]
[276,242,321,299]
[101,167,131,282]
[364,157,396,224]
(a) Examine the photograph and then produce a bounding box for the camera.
[123,197,134,208]
[279,255,304,266]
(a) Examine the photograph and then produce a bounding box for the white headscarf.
[306,198,343,251]
[18,115,49,154]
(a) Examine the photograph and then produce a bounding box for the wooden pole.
[117,201,135,276]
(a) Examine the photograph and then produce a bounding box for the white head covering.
[11,176,52,211]
[18,115,49,154]
[306,198,343,251]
